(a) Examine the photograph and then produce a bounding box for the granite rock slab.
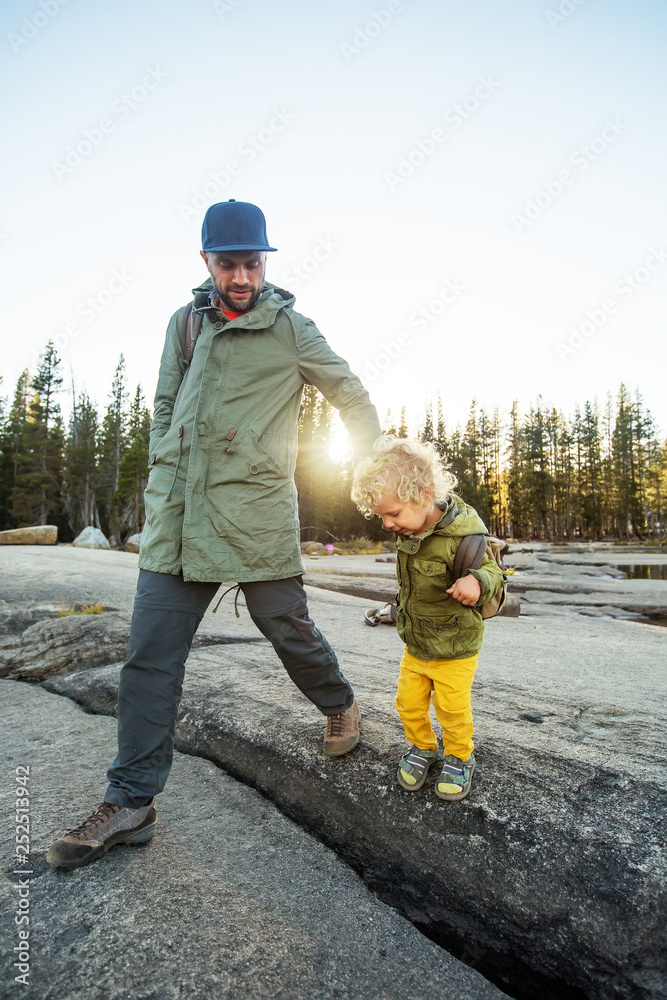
[0,680,505,1000]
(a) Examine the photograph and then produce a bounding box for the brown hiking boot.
[323,700,360,757]
[46,799,157,870]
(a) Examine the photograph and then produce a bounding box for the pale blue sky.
[2,0,666,436]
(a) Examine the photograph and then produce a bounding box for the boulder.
[0,604,62,637]
[72,526,110,549]
[0,611,129,681]
[301,541,325,554]
[124,532,142,553]
[0,525,57,545]
[499,592,521,617]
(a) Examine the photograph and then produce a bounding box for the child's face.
[373,493,440,537]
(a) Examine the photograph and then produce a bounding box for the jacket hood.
[394,494,489,557]
[431,494,489,539]
[191,276,296,328]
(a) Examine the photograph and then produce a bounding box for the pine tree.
[434,394,447,460]
[506,401,530,539]
[552,408,574,539]
[446,426,466,503]
[97,356,129,542]
[611,384,640,538]
[0,375,30,528]
[295,384,319,537]
[644,432,665,541]
[382,409,397,435]
[521,399,553,538]
[477,407,503,535]
[65,390,99,535]
[116,385,152,538]
[127,384,152,441]
[489,408,505,536]
[419,400,434,444]
[0,381,10,528]
[457,400,484,517]
[312,394,337,531]
[599,393,615,537]
[544,407,570,539]
[578,401,602,538]
[10,345,65,528]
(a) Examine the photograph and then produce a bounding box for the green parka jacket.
[395,495,504,661]
[139,278,381,582]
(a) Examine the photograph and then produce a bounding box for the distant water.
[616,564,667,580]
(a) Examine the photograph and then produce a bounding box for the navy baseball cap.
[201,200,277,252]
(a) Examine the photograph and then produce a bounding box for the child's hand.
[447,574,481,607]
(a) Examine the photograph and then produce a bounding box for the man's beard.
[215,283,264,313]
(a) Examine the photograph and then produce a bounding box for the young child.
[351,436,504,801]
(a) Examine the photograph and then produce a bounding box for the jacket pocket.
[414,614,462,659]
[205,428,288,493]
[412,557,452,606]
[149,421,182,468]
[249,430,288,478]
[140,466,186,557]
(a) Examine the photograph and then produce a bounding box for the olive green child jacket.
[395,495,505,660]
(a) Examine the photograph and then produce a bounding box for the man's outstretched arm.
[296,318,381,462]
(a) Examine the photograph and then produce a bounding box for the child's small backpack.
[451,534,509,619]
[364,534,509,625]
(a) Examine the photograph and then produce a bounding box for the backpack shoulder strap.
[176,302,203,369]
[452,534,487,580]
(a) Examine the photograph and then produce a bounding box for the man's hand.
[447,574,481,607]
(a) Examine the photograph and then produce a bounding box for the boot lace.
[67,802,120,838]
[326,712,345,737]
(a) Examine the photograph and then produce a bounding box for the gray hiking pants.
[105,569,354,808]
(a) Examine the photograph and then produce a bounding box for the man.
[47,200,381,869]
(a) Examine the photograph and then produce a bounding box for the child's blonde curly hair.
[351,436,458,519]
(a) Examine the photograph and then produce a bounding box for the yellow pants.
[395,647,479,760]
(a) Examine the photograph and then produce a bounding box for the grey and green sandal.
[435,753,475,800]
[397,745,438,791]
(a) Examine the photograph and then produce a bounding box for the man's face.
[200,249,267,312]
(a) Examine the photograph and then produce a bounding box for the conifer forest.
[1,342,665,545]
